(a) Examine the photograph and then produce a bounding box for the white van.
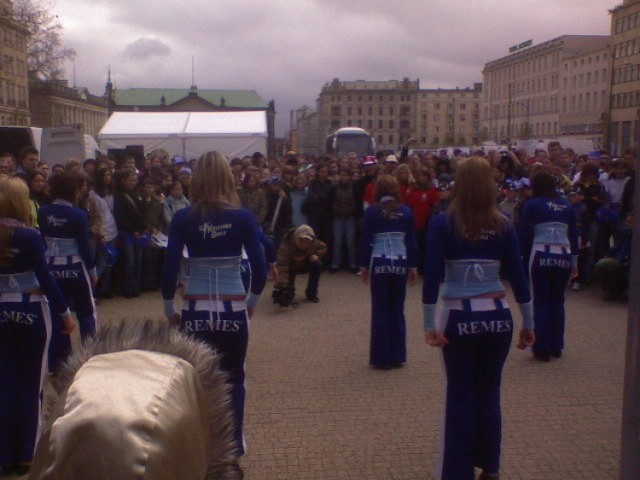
[0,124,100,166]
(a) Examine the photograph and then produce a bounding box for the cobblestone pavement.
[34,274,626,480]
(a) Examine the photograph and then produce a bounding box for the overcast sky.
[55,0,617,136]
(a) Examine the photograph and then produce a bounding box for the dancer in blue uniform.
[423,157,535,480]
[0,177,73,477]
[162,151,267,469]
[360,175,417,370]
[519,171,578,361]
[38,172,98,374]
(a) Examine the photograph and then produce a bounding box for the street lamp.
[516,99,531,139]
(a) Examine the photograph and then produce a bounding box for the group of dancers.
[0,152,578,480]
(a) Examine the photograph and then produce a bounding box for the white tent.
[99,111,268,159]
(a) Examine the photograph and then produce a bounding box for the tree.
[13,0,75,80]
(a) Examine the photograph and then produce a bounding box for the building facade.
[609,0,640,155]
[291,105,320,156]
[316,78,420,153]
[29,79,108,138]
[108,80,277,158]
[0,0,30,125]
[414,84,482,148]
[296,78,482,156]
[482,35,610,146]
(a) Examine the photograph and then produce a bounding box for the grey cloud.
[58,0,617,135]
[122,37,172,60]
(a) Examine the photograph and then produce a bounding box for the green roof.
[114,88,269,109]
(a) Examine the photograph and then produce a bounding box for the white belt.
[442,297,508,311]
[532,244,568,255]
[0,293,46,303]
[186,300,246,312]
[49,255,82,265]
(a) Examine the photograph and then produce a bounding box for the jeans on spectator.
[332,217,356,269]
[95,239,115,297]
[119,233,142,297]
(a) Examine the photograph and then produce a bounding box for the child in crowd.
[163,181,190,226]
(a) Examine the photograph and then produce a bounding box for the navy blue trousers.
[369,256,408,368]
[0,295,51,466]
[47,259,96,374]
[180,301,249,456]
[529,247,571,354]
[439,302,513,480]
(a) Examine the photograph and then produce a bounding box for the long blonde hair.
[450,157,507,243]
[394,163,415,187]
[0,177,31,266]
[190,151,240,212]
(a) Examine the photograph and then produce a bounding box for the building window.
[389,106,394,115]
[378,120,383,129]
[389,119,394,129]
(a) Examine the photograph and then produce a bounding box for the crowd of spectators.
[0,140,635,303]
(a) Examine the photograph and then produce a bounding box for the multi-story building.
[315,78,419,152]
[291,105,320,155]
[296,78,482,156]
[108,78,277,157]
[0,0,30,125]
[29,79,108,138]
[609,0,640,155]
[482,35,610,146]
[415,84,482,148]
[559,40,610,146]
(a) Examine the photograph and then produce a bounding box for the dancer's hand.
[167,313,181,328]
[425,330,448,347]
[516,328,535,349]
[360,267,369,285]
[268,264,279,283]
[408,268,418,286]
[570,267,578,281]
[62,313,75,334]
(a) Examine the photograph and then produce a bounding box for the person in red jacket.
[395,164,415,204]
[406,166,439,273]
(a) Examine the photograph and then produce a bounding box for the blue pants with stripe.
[530,246,571,354]
[440,300,513,480]
[180,301,249,456]
[47,259,96,374]
[0,296,51,466]
[369,256,408,368]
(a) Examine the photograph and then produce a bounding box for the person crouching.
[272,225,326,305]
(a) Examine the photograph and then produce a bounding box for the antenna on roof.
[190,55,197,91]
